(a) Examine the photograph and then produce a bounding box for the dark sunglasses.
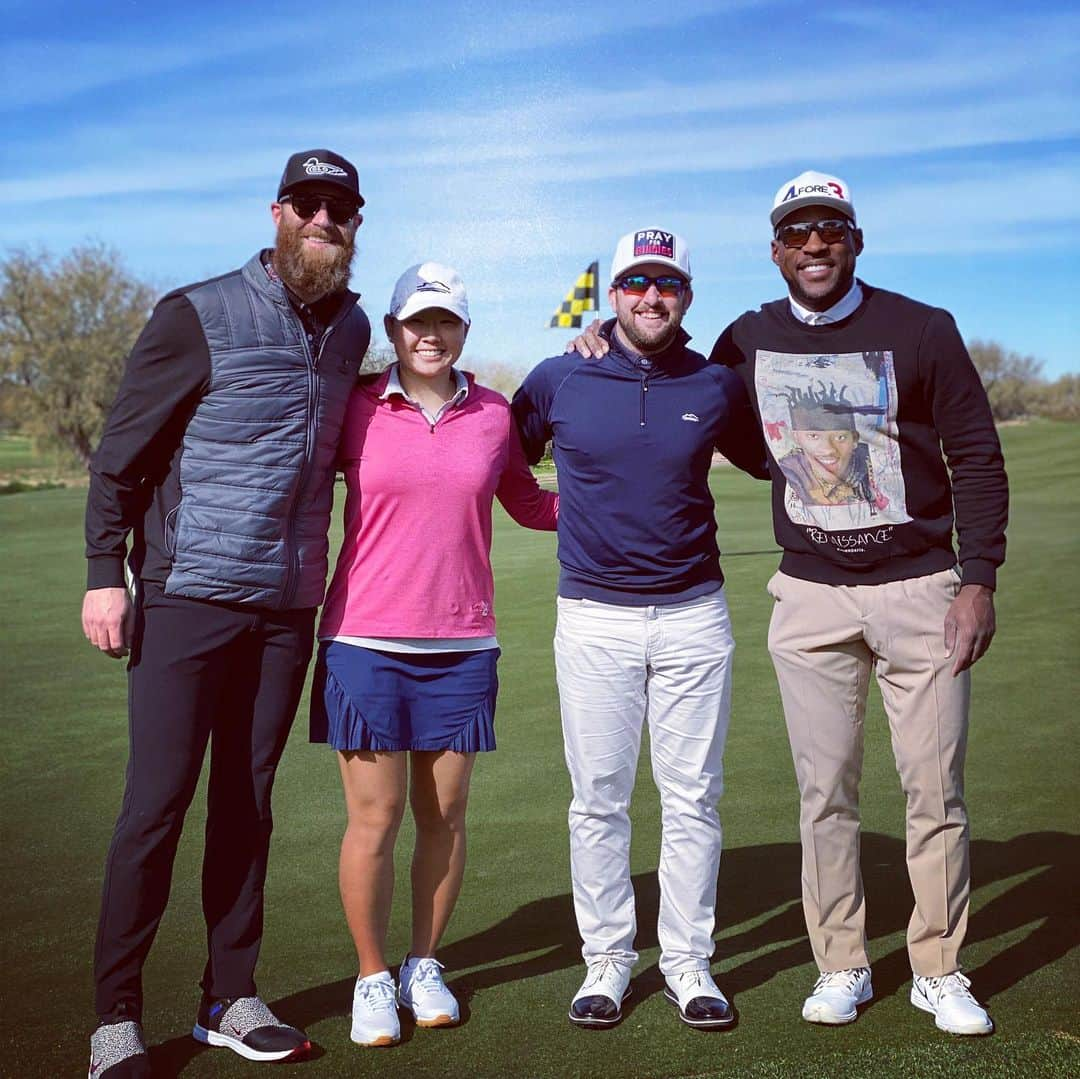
[615,273,688,298]
[281,194,360,226]
[775,219,852,248]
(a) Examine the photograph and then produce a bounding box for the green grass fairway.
[3,422,1078,1077]
[0,433,76,483]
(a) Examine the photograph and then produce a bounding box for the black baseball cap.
[277,149,364,207]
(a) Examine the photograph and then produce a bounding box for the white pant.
[554,590,735,975]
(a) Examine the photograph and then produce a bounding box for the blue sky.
[3,0,1077,376]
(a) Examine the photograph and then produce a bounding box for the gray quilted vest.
[164,252,370,608]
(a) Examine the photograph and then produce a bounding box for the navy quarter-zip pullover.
[512,322,769,605]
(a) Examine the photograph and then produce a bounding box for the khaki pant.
[767,568,971,977]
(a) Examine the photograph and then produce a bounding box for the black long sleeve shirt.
[709,284,1008,588]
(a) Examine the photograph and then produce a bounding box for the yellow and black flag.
[549,261,599,328]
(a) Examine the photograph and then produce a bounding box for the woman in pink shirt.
[312,263,558,1047]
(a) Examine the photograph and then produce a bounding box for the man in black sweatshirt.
[710,170,1007,1036]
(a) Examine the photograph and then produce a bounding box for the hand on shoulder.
[563,319,608,360]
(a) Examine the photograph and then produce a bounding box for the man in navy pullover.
[571,178,1005,1038]
[512,228,768,1030]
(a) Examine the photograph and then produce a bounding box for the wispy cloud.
[0,0,752,110]
[0,28,298,109]
[5,1,1075,199]
[2,0,1076,373]
[8,89,1073,207]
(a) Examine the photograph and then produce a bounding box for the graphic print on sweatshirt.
[755,349,912,534]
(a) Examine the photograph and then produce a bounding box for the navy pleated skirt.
[310,640,499,752]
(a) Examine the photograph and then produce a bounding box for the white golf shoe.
[911,972,993,1035]
[399,954,460,1028]
[801,967,873,1025]
[350,971,400,1047]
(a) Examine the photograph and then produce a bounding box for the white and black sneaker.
[192,995,311,1061]
[568,958,633,1028]
[911,972,993,1035]
[664,969,736,1029]
[802,967,873,1025]
[89,1020,151,1078]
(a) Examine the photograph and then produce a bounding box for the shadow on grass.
[864,830,1080,1004]
[149,830,1077,1072]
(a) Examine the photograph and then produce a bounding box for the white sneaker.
[801,967,873,1025]
[911,972,993,1035]
[350,971,401,1047]
[569,958,633,1027]
[399,954,460,1027]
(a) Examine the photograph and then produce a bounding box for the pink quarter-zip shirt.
[318,370,558,639]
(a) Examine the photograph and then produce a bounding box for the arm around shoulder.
[707,320,750,371]
[510,362,559,466]
[713,366,771,481]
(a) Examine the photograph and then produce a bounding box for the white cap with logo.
[389,262,471,325]
[770,171,856,228]
[610,228,691,285]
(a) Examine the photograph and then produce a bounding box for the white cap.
[388,262,470,325]
[610,228,691,284]
[770,171,856,228]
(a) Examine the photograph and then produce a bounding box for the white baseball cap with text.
[610,228,691,284]
[770,171,856,228]
[388,262,470,325]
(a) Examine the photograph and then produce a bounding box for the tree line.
[2,245,1075,469]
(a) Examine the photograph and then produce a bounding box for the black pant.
[93,583,316,1022]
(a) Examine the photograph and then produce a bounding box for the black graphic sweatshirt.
[709,284,1007,588]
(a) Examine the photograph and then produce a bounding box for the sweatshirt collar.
[788,279,864,325]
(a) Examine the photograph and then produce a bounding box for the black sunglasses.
[615,273,688,298]
[775,219,853,249]
[281,194,360,226]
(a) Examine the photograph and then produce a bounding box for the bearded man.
[511,229,769,1032]
[82,150,370,1076]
